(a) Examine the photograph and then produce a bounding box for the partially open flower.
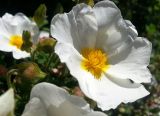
[22,82,107,116]
[51,0,152,110]
[0,13,39,59]
[0,88,15,116]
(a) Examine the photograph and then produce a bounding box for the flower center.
[81,48,110,79]
[9,35,23,49]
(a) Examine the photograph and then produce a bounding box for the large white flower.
[0,13,39,59]
[0,88,15,116]
[51,0,152,110]
[22,82,107,116]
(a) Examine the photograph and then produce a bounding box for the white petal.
[107,37,152,83]
[125,20,138,37]
[0,36,16,52]
[57,45,149,110]
[47,101,85,116]
[120,37,152,65]
[1,13,26,35]
[107,63,152,83]
[71,3,98,50]
[2,13,14,24]
[12,49,30,59]
[68,95,90,110]
[22,97,47,116]
[0,17,13,38]
[30,82,69,108]
[93,0,120,31]
[14,13,39,44]
[30,82,107,116]
[51,3,97,51]
[48,100,107,116]
[55,42,82,63]
[0,88,14,116]
[1,13,39,44]
[93,1,136,57]
[92,76,149,110]
[12,13,39,44]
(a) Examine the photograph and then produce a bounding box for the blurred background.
[0,0,160,115]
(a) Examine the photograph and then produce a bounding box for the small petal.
[12,49,30,59]
[0,88,15,116]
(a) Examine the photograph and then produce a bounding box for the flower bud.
[37,38,56,53]
[0,65,7,77]
[15,62,46,82]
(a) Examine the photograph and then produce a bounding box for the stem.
[31,49,36,61]
[45,53,54,70]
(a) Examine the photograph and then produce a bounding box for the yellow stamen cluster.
[9,35,23,49]
[81,48,109,79]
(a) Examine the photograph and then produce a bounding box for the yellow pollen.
[9,35,23,49]
[81,48,110,79]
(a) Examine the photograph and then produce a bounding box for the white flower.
[22,82,107,116]
[0,88,15,116]
[50,0,152,110]
[0,13,39,59]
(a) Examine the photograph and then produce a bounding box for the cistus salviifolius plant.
[0,0,159,115]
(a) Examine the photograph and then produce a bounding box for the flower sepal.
[37,37,56,53]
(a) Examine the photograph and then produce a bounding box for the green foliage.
[77,0,94,6]
[33,4,48,28]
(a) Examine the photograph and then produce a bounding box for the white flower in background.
[22,82,107,116]
[51,0,152,110]
[0,88,15,116]
[0,13,39,59]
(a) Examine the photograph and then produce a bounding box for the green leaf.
[86,0,94,7]
[54,3,64,13]
[75,0,94,6]
[33,4,48,28]
[146,24,156,36]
